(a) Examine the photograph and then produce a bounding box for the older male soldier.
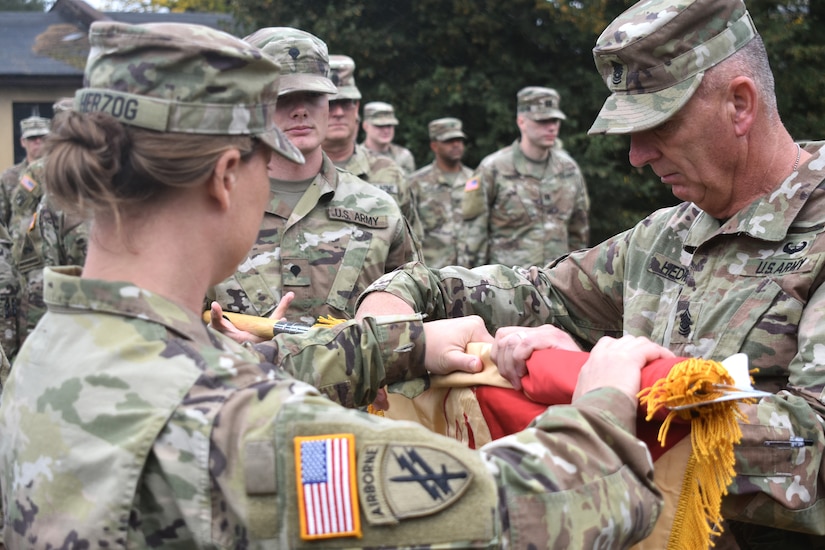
[322,55,421,239]
[409,117,473,268]
[361,101,416,174]
[357,0,825,547]
[208,28,420,328]
[460,87,589,268]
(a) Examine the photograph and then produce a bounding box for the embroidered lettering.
[327,207,387,228]
[648,254,688,284]
[78,91,139,120]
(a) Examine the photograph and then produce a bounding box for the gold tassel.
[313,315,347,328]
[638,358,755,550]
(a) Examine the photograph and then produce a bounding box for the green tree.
[0,0,46,11]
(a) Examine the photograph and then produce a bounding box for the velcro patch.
[327,207,388,228]
[371,183,399,196]
[19,174,37,192]
[648,253,688,284]
[742,257,811,276]
[358,443,473,525]
[294,433,361,540]
[464,178,479,192]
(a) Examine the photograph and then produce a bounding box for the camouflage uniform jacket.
[0,266,661,548]
[0,160,27,229]
[9,161,48,349]
[38,196,90,269]
[344,144,422,239]
[208,154,420,325]
[369,143,416,175]
[408,161,473,268]
[460,140,589,268]
[362,141,825,535]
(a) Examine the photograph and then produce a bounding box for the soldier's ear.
[209,148,242,212]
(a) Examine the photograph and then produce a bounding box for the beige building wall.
[0,85,78,170]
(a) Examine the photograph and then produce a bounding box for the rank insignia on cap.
[464,178,479,192]
[295,433,362,540]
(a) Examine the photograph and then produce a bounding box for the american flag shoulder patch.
[19,174,36,192]
[295,433,361,540]
[464,178,479,192]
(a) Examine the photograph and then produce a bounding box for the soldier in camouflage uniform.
[0,117,51,359]
[208,28,420,326]
[460,87,589,268]
[408,117,474,268]
[361,101,416,174]
[322,55,422,239]
[0,20,666,548]
[358,0,825,547]
[0,116,49,229]
[8,99,77,350]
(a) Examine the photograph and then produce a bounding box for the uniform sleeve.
[357,238,627,345]
[721,280,825,533]
[253,313,429,409]
[213,375,662,548]
[459,164,494,268]
[386,208,422,270]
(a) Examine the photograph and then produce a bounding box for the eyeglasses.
[329,99,358,112]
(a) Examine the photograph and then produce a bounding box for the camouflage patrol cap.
[428,117,466,141]
[75,21,304,164]
[20,116,51,139]
[328,55,362,100]
[243,27,337,96]
[363,102,398,126]
[517,87,566,121]
[588,0,757,135]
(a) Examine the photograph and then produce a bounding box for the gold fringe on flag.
[638,358,755,550]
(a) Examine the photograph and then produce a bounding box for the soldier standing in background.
[408,117,473,268]
[9,99,77,350]
[361,101,416,174]
[460,87,589,268]
[0,116,50,228]
[322,55,421,239]
[0,116,47,360]
[209,27,420,326]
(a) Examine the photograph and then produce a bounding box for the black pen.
[763,436,814,448]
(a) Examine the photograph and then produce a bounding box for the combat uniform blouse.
[408,161,474,269]
[0,266,662,547]
[209,154,420,325]
[459,140,590,268]
[362,142,825,533]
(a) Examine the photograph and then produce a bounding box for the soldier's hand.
[492,325,581,391]
[207,292,295,343]
[573,335,675,403]
[423,316,493,376]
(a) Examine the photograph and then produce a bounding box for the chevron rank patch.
[295,433,361,540]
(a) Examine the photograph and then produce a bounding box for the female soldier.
[0,21,664,548]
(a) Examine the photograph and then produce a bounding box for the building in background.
[0,0,231,170]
